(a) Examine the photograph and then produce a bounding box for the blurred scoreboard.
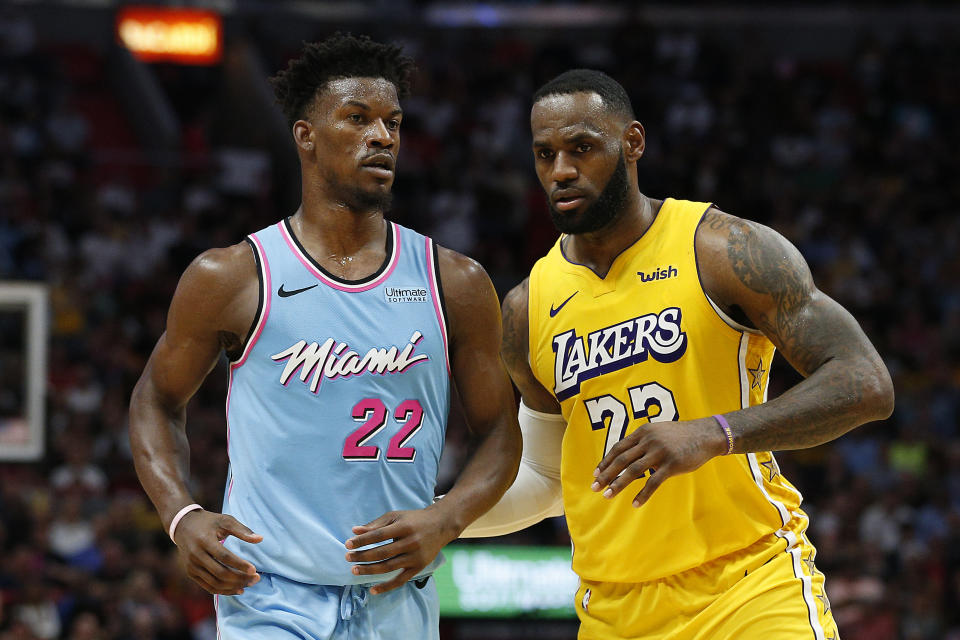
[435,545,578,618]
[116,6,222,66]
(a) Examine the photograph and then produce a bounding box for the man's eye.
[576,143,591,153]
[537,150,553,160]
[387,120,400,130]
[349,114,363,123]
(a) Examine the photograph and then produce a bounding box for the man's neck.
[298,178,388,252]
[563,193,657,279]
[291,203,389,279]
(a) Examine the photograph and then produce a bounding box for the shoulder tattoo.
[722,214,820,373]
[500,285,529,375]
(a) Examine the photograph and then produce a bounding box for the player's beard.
[348,185,393,212]
[324,166,394,212]
[548,154,629,235]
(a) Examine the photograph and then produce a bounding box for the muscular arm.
[594,208,894,506]
[129,243,263,594]
[500,279,563,413]
[698,209,895,451]
[428,248,523,532]
[345,248,522,590]
[460,278,566,537]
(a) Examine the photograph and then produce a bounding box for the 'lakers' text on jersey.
[224,219,450,586]
[528,199,808,584]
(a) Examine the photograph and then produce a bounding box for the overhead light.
[116,6,222,65]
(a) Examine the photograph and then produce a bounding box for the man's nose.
[368,119,394,148]
[552,151,578,183]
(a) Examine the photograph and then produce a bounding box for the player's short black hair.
[270,33,415,128]
[533,69,635,121]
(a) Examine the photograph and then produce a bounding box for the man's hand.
[591,417,728,507]
[173,510,263,595]
[344,505,459,595]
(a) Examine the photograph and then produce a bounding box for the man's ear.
[293,120,314,153]
[623,121,645,162]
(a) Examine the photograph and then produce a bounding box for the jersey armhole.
[694,209,763,336]
[704,293,762,335]
[428,239,451,373]
[231,236,268,366]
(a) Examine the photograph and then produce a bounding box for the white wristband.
[168,503,203,544]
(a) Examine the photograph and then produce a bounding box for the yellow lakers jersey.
[528,198,807,583]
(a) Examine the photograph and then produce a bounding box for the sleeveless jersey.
[528,198,807,584]
[223,218,450,586]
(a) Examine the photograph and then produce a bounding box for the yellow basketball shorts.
[575,526,839,640]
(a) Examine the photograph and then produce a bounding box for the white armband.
[460,401,565,538]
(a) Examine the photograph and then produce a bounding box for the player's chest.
[537,265,702,401]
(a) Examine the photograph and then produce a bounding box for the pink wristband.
[713,414,735,455]
[168,503,203,544]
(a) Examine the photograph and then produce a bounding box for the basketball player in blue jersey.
[462,70,895,639]
[129,34,521,639]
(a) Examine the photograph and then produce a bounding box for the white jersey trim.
[706,293,763,334]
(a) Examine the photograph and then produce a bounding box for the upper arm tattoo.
[727,220,812,337]
[709,211,829,376]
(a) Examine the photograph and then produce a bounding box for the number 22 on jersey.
[342,398,424,462]
[584,382,679,465]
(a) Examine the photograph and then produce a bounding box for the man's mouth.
[553,191,586,211]
[361,155,395,179]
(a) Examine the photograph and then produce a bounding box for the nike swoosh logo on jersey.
[278,283,319,298]
[549,291,578,317]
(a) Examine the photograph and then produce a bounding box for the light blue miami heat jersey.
[223,218,451,586]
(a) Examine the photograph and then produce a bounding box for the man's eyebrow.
[533,131,601,147]
[564,131,601,142]
[342,101,402,118]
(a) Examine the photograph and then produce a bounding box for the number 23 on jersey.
[584,382,679,465]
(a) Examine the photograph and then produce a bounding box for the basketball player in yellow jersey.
[459,70,894,639]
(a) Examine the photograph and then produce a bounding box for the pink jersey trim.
[426,237,451,373]
[233,234,272,368]
[225,366,233,454]
[225,234,271,482]
[278,220,401,293]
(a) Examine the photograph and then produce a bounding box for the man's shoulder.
[434,244,490,293]
[502,278,529,321]
[695,206,797,264]
[177,241,258,306]
[188,242,257,284]
[169,240,260,339]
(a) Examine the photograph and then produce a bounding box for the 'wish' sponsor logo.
[271,331,428,392]
[553,307,686,401]
[385,286,429,303]
[637,265,678,283]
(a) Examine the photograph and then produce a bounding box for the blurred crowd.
[0,7,959,640]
